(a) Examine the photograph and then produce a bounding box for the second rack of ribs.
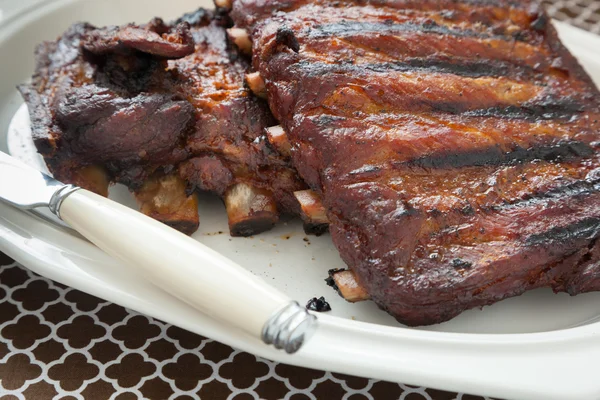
[230,0,600,325]
[19,9,306,236]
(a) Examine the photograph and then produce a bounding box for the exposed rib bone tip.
[76,165,110,197]
[245,72,267,98]
[294,189,329,235]
[328,269,370,302]
[266,125,292,157]
[225,182,278,236]
[214,0,233,9]
[227,28,252,55]
[135,174,199,235]
[294,190,329,223]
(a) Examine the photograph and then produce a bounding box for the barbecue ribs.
[19,9,306,236]
[229,0,600,325]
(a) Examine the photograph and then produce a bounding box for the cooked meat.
[135,173,200,235]
[18,20,194,191]
[55,85,191,169]
[326,269,370,303]
[18,19,199,231]
[19,9,306,236]
[294,189,329,235]
[82,18,195,58]
[170,9,307,234]
[231,0,600,325]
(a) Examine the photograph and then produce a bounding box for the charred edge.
[451,258,473,269]
[173,8,213,27]
[495,180,600,214]
[526,217,600,247]
[164,220,201,236]
[325,268,347,295]
[294,62,587,119]
[403,140,593,169]
[294,59,539,80]
[230,217,276,237]
[351,0,525,6]
[461,101,586,121]
[276,26,300,53]
[309,20,527,42]
[536,180,600,201]
[303,222,329,236]
[530,14,548,32]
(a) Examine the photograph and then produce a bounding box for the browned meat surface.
[169,10,306,229]
[82,18,195,58]
[18,20,194,190]
[18,19,200,233]
[19,9,306,236]
[231,0,600,325]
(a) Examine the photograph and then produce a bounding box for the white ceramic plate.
[2,1,600,398]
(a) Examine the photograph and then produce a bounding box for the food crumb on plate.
[306,296,332,312]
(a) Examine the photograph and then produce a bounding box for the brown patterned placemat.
[542,0,600,33]
[2,1,600,399]
[0,254,482,400]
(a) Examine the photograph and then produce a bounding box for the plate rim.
[2,1,600,399]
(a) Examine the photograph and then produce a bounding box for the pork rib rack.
[170,10,306,236]
[19,9,306,236]
[230,0,600,325]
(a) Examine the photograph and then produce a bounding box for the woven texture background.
[1,1,599,399]
[0,255,478,400]
[542,0,600,33]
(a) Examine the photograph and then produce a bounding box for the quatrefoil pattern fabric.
[1,1,599,398]
[0,256,489,400]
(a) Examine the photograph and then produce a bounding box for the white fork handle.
[58,189,316,353]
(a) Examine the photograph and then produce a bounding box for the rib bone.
[225,182,278,236]
[70,165,110,197]
[327,269,370,302]
[135,174,199,235]
[214,0,233,9]
[227,28,252,55]
[265,125,291,157]
[245,72,266,98]
[294,189,329,235]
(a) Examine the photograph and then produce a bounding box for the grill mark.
[271,1,537,43]
[445,176,600,218]
[505,179,600,211]
[308,20,523,41]
[294,5,531,39]
[526,217,600,247]
[294,62,590,118]
[425,181,600,253]
[337,154,600,224]
[462,101,586,121]
[295,59,539,80]
[297,60,586,119]
[306,112,596,178]
[346,160,600,195]
[402,140,594,169]
[315,0,524,7]
[301,28,555,78]
[284,0,525,12]
[297,64,559,116]
[538,179,600,200]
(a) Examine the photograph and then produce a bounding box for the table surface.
[2,1,600,399]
